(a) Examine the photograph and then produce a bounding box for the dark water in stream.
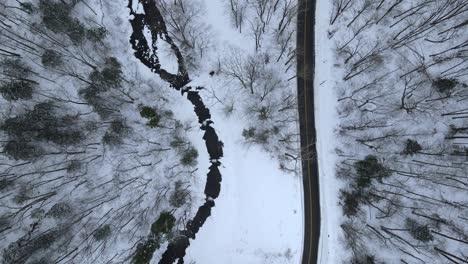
[128,0,223,263]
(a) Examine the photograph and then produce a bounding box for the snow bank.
[315,0,345,263]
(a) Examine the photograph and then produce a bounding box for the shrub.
[351,255,376,264]
[180,146,198,166]
[79,85,114,118]
[102,58,122,85]
[1,103,83,149]
[132,238,161,264]
[403,139,422,156]
[80,59,122,118]
[151,212,176,234]
[2,228,63,263]
[242,127,256,139]
[14,186,33,204]
[272,125,280,135]
[170,136,187,148]
[448,124,458,138]
[140,106,161,127]
[1,59,30,77]
[0,216,11,231]
[163,110,174,118]
[41,49,62,68]
[89,70,106,88]
[433,78,458,96]
[93,225,112,241]
[86,27,107,42]
[20,2,35,13]
[29,228,63,251]
[39,0,72,32]
[103,119,128,146]
[29,258,49,264]
[258,106,270,120]
[0,81,34,101]
[109,119,127,134]
[41,116,83,145]
[2,116,28,136]
[242,127,269,144]
[31,208,45,219]
[47,202,72,219]
[405,218,433,242]
[0,179,14,191]
[140,106,157,119]
[86,74,108,91]
[170,181,190,208]
[66,160,82,173]
[254,129,269,144]
[355,155,391,188]
[340,189,361,217]
[147,118,161,128]
[89,57,122,88]
[223,102,235,116]
[102,131,121,146]
[39,0,86,43]
[3,141,40,160]
[79,85,100,102]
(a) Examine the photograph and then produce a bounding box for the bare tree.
[227,0,249,33]
[158,0,213,70]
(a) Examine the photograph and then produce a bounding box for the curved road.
[297,0,321,263]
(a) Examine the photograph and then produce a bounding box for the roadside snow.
[315,0,345,263]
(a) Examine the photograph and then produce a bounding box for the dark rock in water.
[218,141,224,157]
[186,91,212,123]
[159,235,190,264]
[186,91,201,105]
[205,164,222,198]
[196,107,211,124]
[186,199,215,235]
[203,126,222,160]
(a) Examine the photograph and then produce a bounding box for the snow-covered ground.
[315,0,345,263]
[183,1,303,263]
[185,115,302,264]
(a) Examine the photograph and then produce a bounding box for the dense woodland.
[0,0,300,263]
[0,0,201,263]
[331,0,468,263]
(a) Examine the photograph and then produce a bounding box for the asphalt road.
[297,0,321,263]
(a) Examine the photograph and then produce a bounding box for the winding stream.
[128,0,223,263]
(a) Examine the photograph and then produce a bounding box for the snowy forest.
[0,0,205,262]
[2,0,466,263]
[0,0,300,263]
[331,0,468,263]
